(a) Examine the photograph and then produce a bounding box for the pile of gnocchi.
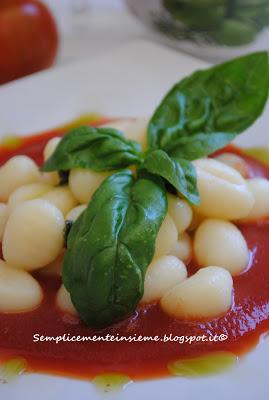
[0,117,269,321]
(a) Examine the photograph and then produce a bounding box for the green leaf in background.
[63,170,167,328]
[143,149,199,205]
[42,126,142,172]
[148,52,269,157]
[168,352,237,377]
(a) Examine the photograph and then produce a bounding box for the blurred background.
[1,0,269,85]
[40,0,145,65]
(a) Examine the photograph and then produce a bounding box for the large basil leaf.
[143,149,199,205]
[42,126,142,172]
[63,170,167,328]
[148,51,269,156]
[166,132,236,160]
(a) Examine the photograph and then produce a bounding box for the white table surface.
[42,0,153,67]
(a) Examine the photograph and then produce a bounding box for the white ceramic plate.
[0,40,268,400]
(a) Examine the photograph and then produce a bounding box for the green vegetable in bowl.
[237,0,268,5]
[163,0,226,29]
[43,51,269,327]
[214,19,257,46]
[162,0,269,46]
[173,0,226,5]
[233,3,269,39]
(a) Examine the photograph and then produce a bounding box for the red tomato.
[0,0,58,84]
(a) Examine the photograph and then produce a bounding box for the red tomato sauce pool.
[0,122,269,381]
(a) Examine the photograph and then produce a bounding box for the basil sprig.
[63,170,167,328]
[46,51,268,327]
[142,150,199,205]
[148,51,269,158]
[42,126,142,172]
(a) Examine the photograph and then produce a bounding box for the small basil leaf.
[166,132,236,160]
[148,51,269,154]
[143,149,199,205]
[63,170,167,328]
[42,126,142,172]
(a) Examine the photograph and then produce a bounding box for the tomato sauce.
[0,122,269,381]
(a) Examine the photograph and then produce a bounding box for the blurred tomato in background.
[0,0,58,85]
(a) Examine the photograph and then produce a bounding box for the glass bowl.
[126,0,269,62]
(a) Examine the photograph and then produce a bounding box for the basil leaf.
[42,126,142,172]
[143,150,199,205]
[166,132,236,160]
[148,52,269,155]
[63,170,167,328]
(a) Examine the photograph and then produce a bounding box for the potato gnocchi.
[56,284,78,316]
[194,219,249,275]
[170,232,192,263]
[69,168,110,204]
[0,119,268,323]
[161,266,233,319]
[193,158,254,220]
[0,260,43,313]
[3,199,65,271]
[66,204,87,222]
[154,213,178,258]
[0,203,8,241]
[41,186,77,216]
[214,152,249,178]
[0,156,40,201]
[8,182,52,213]
[241,178,269,222]
[141,256,187,303]
[168,194,193,234]
[42,137,62,185]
